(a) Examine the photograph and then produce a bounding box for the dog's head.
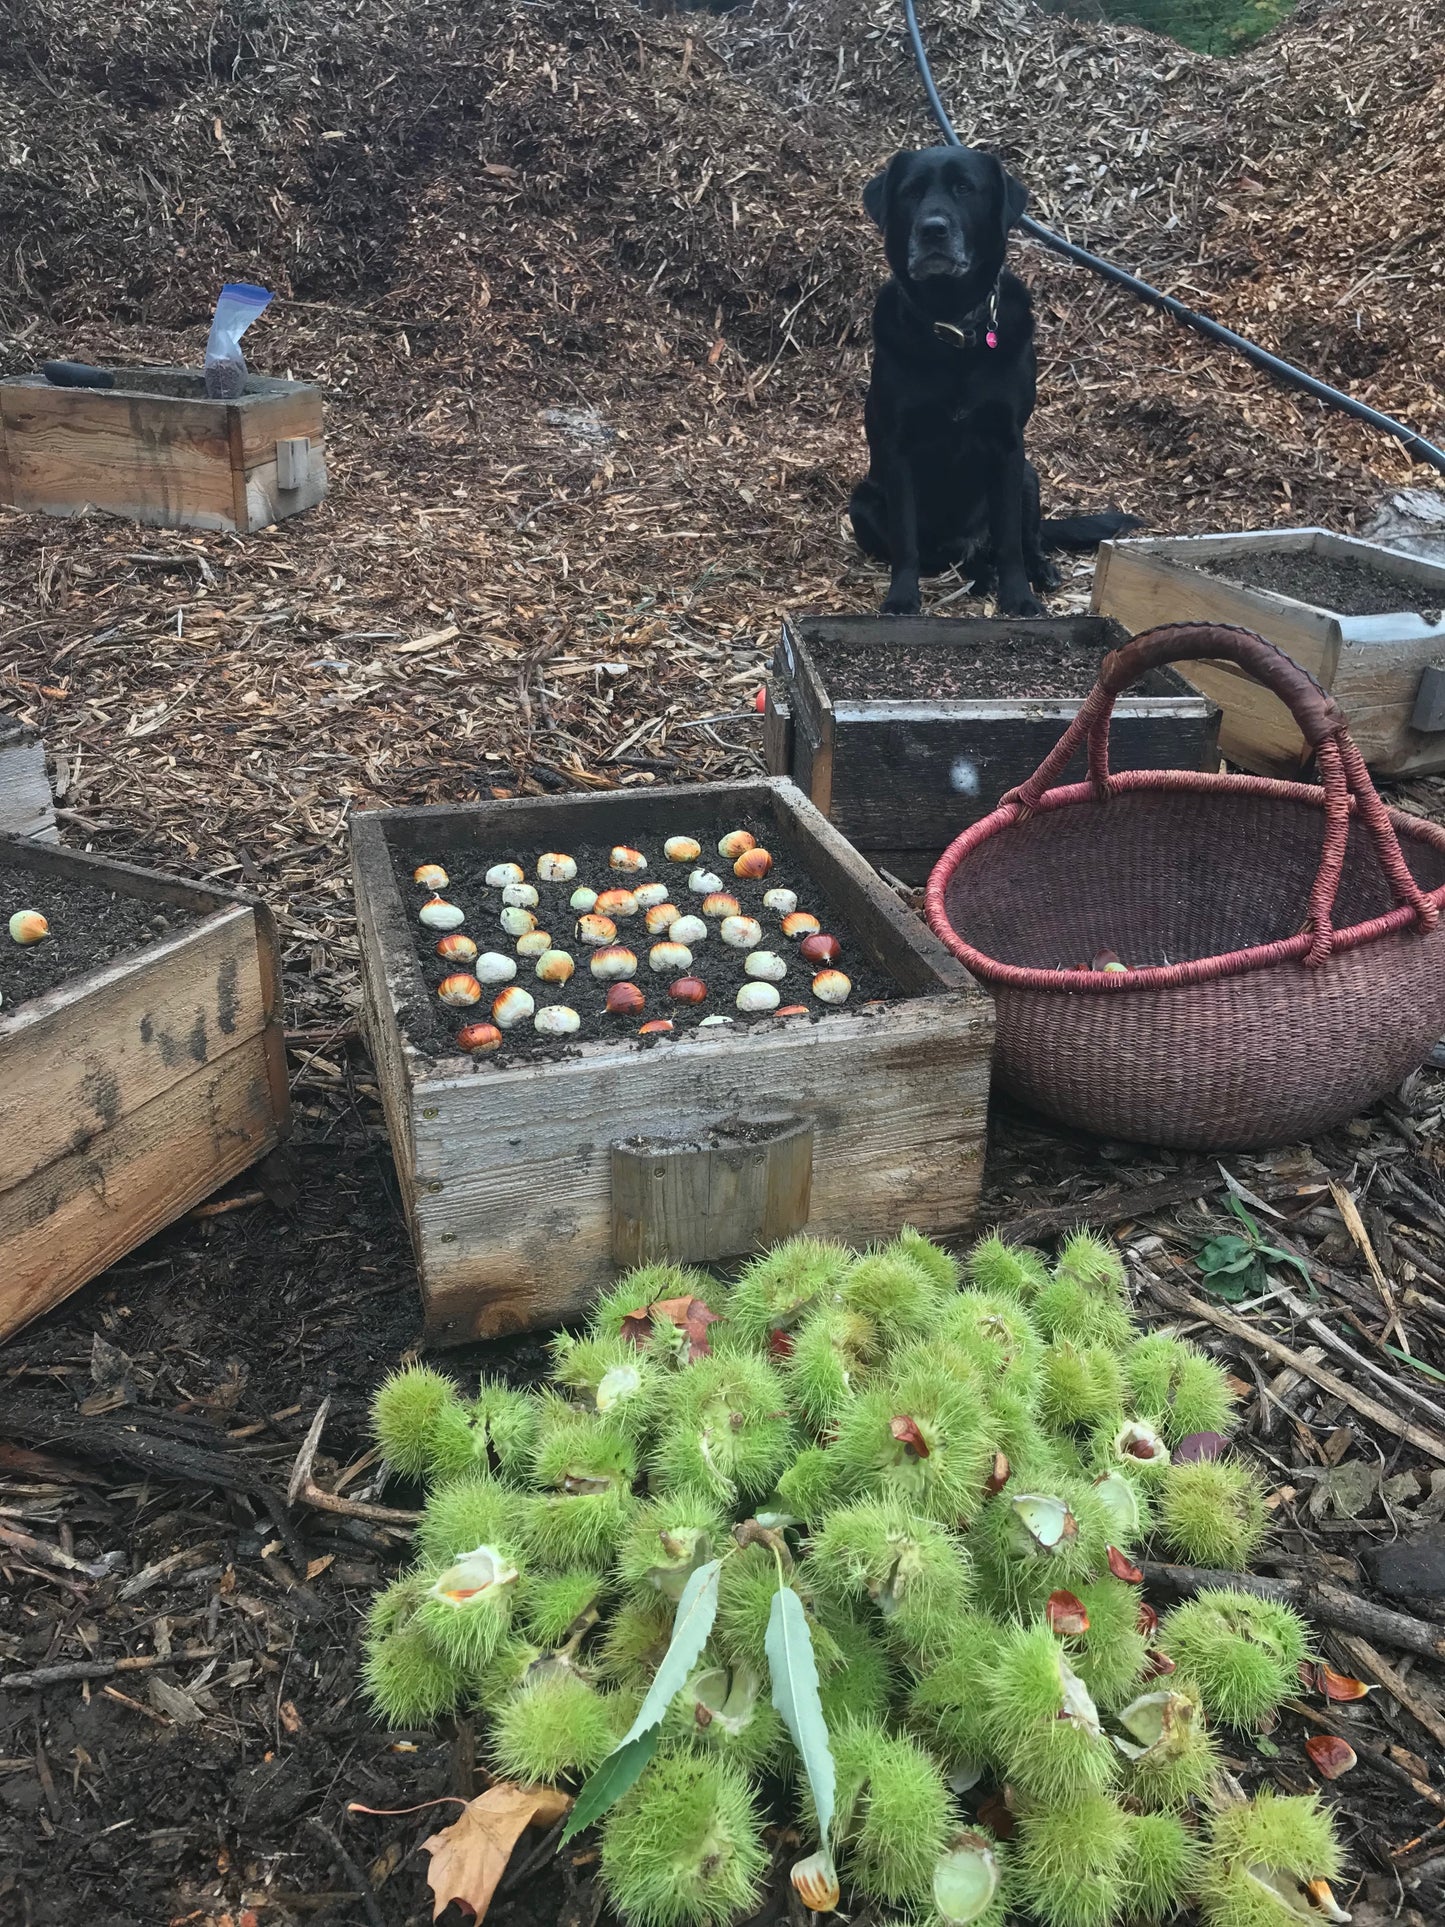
[863,145,1029,300]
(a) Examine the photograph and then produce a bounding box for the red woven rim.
[925,766,1445,994]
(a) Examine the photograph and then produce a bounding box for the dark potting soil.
[806,630,1135,702]
[1196,547,1440,619]
[0,859,198,1011]
[386,815,902,1065]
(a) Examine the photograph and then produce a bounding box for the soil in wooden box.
[806,626,1149,701]
[387,813,903,1065]
[0,858,198,1008]
[1196,547,1439,618]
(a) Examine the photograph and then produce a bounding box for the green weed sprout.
[784,1302,879,1431]
[832,1350,994,1525]
[1123,1810,1205,1923]
[1159,1589,1308,1730]
[805,1495,972,1666]
[491,1666,622,1783]
[775,1443,841,1521]
[1199,1790,1343,1927]
[1116,1684,1220,1811]
[984,1622,1117,1803]
[817,1718,951,1906]
[600,1751,767,1927]
[650,1353,793,1504]
[1038,1340,1126,1434]
[817,1609,894,1729]
[372,1365,476,1482]
[939,1290,1043,1395]
[416,1543,521,1672]
[1158,1458,1267,1567]
[842,1248,948,1346]
[905,1609,1008,1774]
[729,1236,852,1347]
[416,1473,522,1568]
[474,1376,539,1477]
[886,1225,961,1295]
[618,1492,727,1605]
[1127,1333,1237,1446]
[1068,1575,1149,1714]
[661,1656,785,1771]
[1013,1791,1131,1927]
[966,1231,1049,1300]
[520,1569,607,1647]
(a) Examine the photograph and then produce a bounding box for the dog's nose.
[918,215,950,243]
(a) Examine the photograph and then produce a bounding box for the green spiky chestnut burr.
[549,1332,661,1432]
[775,1443,842,1521]
[474,1377,540,1477]
[1125,1333,1237,1446]
[816,1608,894,1729]
[362,1621,460,1726]
[600,1751,768,1927]
[939,1290,1044,1396]
[1013,1792,1131,1927]
[966,1232,1050,1300]
[416,1543,521,1671]
[1038,1340,1126,1434]
[1116,1683,1220,1811]
[830,1351,993,1526]
[804,1496,973,1665]
[491,1666,624,1784]
[523,1484,636,1568]
[1122,1810,1205,1923]
[519,1569,607,1647]
[533,1396,638,1490]
[905,1609,1008,1773]
[784,1302,879,1431]
[841,1249,948,1345]
[809,1719,951,1907]
[1199,1791,1342,1927]
[372,1365,477,1483]
[416,1474,523,1568]
[885,1225,961,1294]
[1067,1575,1149,1714]
[661,1656,785,1771]
[588,1263,721,1346]
[1158,1458,1267,1568]
[599,1597,675,1690]
[525,1402,639,1565]
[983,1623,1117,1803]
[471,1635,544,1711]
[1033,1273,1137,1354]
[1158,1590,1307,1730]
[713,1543,836,1673]
[1055,1230,1129,1298]
[618,1492,728,1605]
[649,1352,793,1504]
[974,1476,1115,1620]
[729,1237,852,1347]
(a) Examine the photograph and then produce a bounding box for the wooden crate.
[1092,528,1445,778]
[0,837,289,1341]
[0,368,327,534]
[768,615,1219,884]
[0,721,56,841]
[351,778,994,1343]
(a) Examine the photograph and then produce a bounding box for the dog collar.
[933,283,999,350]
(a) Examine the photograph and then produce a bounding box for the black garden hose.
[901,0,1445,478]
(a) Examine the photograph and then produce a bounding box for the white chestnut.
[537,852,577,881]
[668,914,707,946]
[633,882,670,909]
[575,913,618,946]
[645,902,682,936]
[515,930,553,958]
[688,868,724,895]
[491,985,535,1028]
[413,862,449,889]
[664,836,701,862]
[595,888,639,920]
[485,862,525,887]
[649,941,693,974]
[535,949,575,984]
[720,915,762,950]
[501,882,539,909]
[534,1005,581,1036]
[781,911,822,940]
[570,886,599,912]
[812,969,852,1004]
[698,1014,734,1027]
[744,950,788,981]
[763,888,798,916]
[590,944,638,981]
[702,892,740,920]
[610,845,647,873]
[473,952,517,984]
[499,906,537,938]
[419,896,465,931]
[717,829,756,860]
[736,982,781,1014]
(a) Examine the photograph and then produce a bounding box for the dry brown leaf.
[420,1782,572,1923]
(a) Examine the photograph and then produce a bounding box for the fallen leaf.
[1046,1590,1090,1636]
[890,1415,931,1459]
[1106,1546,1143,1584]
[1305,1734,1358,1780]
[1173,1432,1228,1463]
[421,1783,572,1923]
[620,1296,719,1361]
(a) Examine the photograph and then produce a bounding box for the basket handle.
[1000,621,1439,966]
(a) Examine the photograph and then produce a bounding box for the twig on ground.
[997,1172,1218,1247]
[1,1649,221,1693]
[1336,1635,1445,1754]
[287,1397,419,1526]
[305,1816,386,1927]
[1283,1698,1445,1814]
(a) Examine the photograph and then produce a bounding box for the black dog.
[850,145,1138,616]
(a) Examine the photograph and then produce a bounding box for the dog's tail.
[1039,510,1144,552]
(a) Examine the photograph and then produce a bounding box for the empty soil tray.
[1092,527,1445,777]
[765,614,1219,883]
[0,836,288,1340]
[350,777,993,1343]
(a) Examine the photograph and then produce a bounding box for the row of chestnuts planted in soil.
[410,832,858,1055]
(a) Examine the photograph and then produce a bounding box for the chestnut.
[437,973,483,1007]
[501,882,540,910]
[485,862,525,887]
[491,985,535,1028]
[610,845,648,873]
[763,888,798,916]
[595,888,639,919]
[456,1022,503,1054]
[811,969,852,1004]
[645,902,682,936]
[633,882,671,909]
[473,952,517,984]
[719,915,762,950]
[537,852,577,881]
[639,1019,674,1035]
[649,941,693,974]
[736,981,780,1014]
[668,914,707,946]
[664,836,701,862]
[669,976,707,1004]
[534,1005,581,1036]
[781,911,822,940]
[688,868,724,895]
[799,932,842,965]
[515,929,553,958]
[436,933,478,964]
[605,981,646,1016]
[776,1004,809,1018]
[570,886,599,912]
[419,896,465,931]
[575,914,618,946]
[701,892,740,919]
[413,862,449,889]
[590,944,638,981]
[535,949,575,983]
[499,905,537,938]
[733,847,772,880]
[744,950,787,982]
[717,829,756,860]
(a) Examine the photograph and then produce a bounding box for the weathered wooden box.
[0,837,289,1341]
[0,368,327,534]
[0,721,56,841]
[351,778,994,1344]
[1092,527,1445,777]
[765,615,1219,883]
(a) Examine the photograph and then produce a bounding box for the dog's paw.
[881,584,922,616]
[1030,558,1063,591]
[999,589,1045,618]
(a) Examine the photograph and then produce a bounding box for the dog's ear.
[1001,163,1030,232]
[862,163,891,232]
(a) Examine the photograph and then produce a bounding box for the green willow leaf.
[560,1727,660,1845]
[766,1583,835,1845]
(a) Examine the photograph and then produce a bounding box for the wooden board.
[0,370,326,534]
[351,777,994,1342]
[0,836,289,1340]
[611,1117,814,1267]
[0,721,57,841]
[1093,528,1445,777]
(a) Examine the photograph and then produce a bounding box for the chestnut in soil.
[800,932,842,965]
[455,1022,502,1054]
[606,981,646,1016]
[670,976,707,1004]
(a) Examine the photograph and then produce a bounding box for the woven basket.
[926,623,1445,1150]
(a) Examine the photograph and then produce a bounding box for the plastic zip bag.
[203,282,273,399]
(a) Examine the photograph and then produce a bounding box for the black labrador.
[849,144,1138,616]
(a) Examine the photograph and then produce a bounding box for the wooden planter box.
[0,368,327,534]
[0,721,56,841]
[351,778,994,1344]
[1092,528,1445,777]
[0,837,289,1341]
[765,615,1219,884]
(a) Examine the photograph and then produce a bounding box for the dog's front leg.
[986,438,1043,618]
[881,452,922,615]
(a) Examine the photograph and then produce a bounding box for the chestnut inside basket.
[926,623,1445,1149]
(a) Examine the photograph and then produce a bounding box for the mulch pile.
[4,0,1445,1920]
